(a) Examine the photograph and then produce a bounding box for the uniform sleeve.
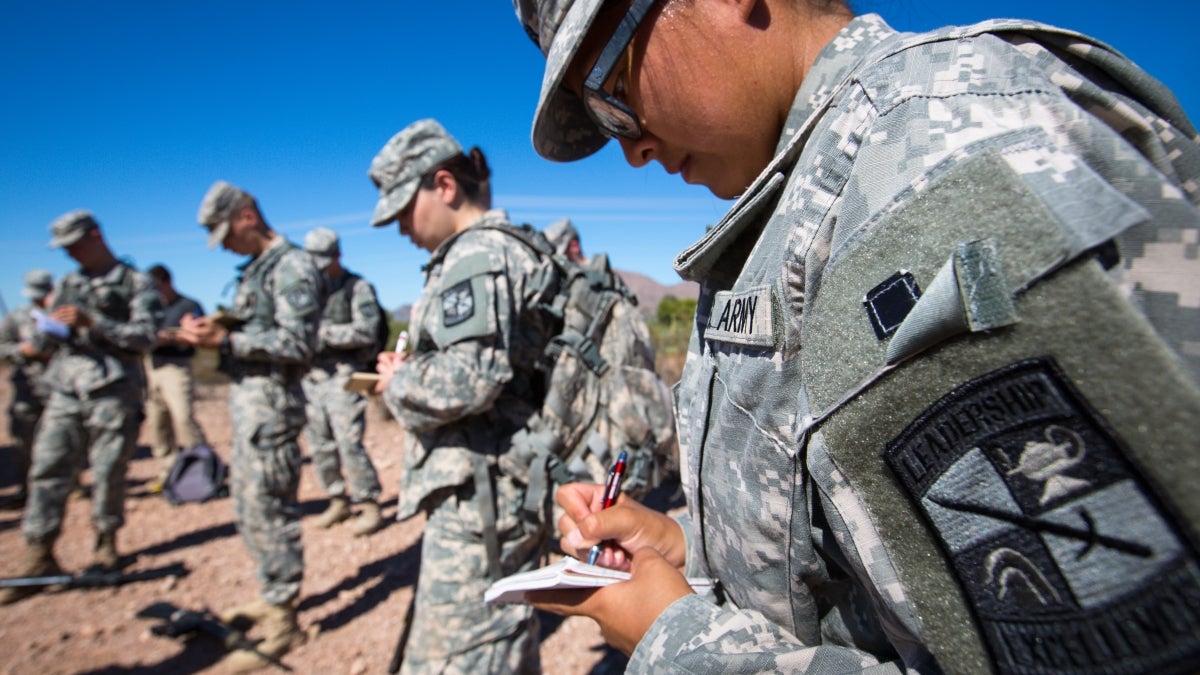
[0,312,25,364]
[628,490,918,674]
[320,277,380,351]
[88,271,160,353]
[383,244,517,433]
[229,249,321,365]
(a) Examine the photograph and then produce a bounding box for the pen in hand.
[587,450,628,566]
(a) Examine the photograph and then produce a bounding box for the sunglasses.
[582,0,659,140]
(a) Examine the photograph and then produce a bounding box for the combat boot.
[350,499,383,537]
[218,596,274,630]
[221,600,304,673]
[0,542,61,605]
[315,496,351,528]
[93,532,119,571]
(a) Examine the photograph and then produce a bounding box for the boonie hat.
[304,227,340,270]
[515,0,610,161]
[197,180,252,248]
[368,119,463,227]
[544,217,580,256]
[47,209,99,248]
[21,269,53,300]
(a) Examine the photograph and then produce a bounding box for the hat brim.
[21,287,49,300]
[207,220,231,249]
[47,228,88,249]
[371,181,418,227]
[531,0,610,162]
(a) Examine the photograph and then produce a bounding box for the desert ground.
[0,366,681,674]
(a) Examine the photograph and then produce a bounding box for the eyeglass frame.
[581,0,659,140]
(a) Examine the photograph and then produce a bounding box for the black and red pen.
[587,450,627,566]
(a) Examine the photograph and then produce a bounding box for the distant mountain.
[617,269,698,314]
[388,269,697,324]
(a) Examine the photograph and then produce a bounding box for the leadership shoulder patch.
[884,357,1200,675]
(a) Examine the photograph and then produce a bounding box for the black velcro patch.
[441,280,475,328]
[864,271,920,340]
[884,357,1200,675]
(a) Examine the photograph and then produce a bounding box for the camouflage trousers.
[145,356,208,483]
[7,389,46,493]
[229,375,305,605]
[400,473,546,675]
[301,367,380,502]
[22,384,142,543]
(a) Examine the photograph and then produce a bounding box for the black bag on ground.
[164,444,228,505]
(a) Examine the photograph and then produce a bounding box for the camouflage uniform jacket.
[645,14,1200,674]
[223,237,321,376]
[314,270,382,372]
[40,261,160,397]
[383,209,557,521]
[0,305,53,403]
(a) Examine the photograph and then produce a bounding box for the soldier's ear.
[432,169,459,206]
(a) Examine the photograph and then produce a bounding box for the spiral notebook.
[484,557,715,605]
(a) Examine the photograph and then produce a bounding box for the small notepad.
[484,557,714,605]
[344,372,381,393]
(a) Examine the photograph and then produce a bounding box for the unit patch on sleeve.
[441,280,475,328]
[283,282,317,316]
[884,357,1200,675]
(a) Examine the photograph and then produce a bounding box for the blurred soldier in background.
[177,181,322,673]
[0,269,55,509]
[543,217,585,264]
[301,227,384,537]
[0,211,160,605]
[143,263,209,493]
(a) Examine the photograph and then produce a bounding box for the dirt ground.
[0,367,680,674]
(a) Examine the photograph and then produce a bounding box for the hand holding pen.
[587,450,628,566]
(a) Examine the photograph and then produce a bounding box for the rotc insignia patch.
[884,357,1200,675]
[441,280,474,327]
[284,284,315,313]
[864,271,920,340]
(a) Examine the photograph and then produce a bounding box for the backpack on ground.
[477,224,678,523]
[164,444,228,505]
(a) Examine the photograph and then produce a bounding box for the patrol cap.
[47,209,100,249]
[544,217,580,256]
[304,227,340,270]
[368,119,463,227]
[515,0,610,161]
[21,269,53,300]
[197,180,252,249]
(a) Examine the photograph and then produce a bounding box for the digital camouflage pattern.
[0,305,53,494]
[302,271,382,503]
[401,475,543,674]
[513,0,610,161]
[635,14,1200,675]
[222,237,322,605]
[368,119,463,227]
[381,209,556,674]
[22,260,160,543]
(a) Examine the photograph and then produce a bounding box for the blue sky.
[1,0,1197,314]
